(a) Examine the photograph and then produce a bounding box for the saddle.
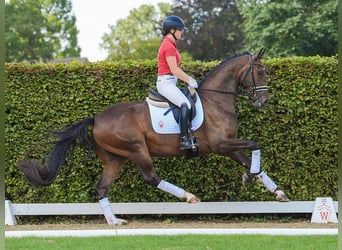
[146,87,197,123]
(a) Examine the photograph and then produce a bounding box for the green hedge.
[5,56,338,204]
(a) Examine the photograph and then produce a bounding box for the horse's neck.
[202,88,236,110]
[200,82,237,119]
[201,65,240,94]
[199,62,242,117]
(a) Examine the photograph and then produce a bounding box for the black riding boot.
[179,103,193,150]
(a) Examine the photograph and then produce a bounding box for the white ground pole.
[5,228,337,237]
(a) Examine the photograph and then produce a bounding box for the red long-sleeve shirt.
[157,36,181,76]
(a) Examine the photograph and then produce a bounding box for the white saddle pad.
[147,93,204,134]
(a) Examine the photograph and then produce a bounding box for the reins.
[197,87,256,98]
[197,53,269,98]
[197,88,239,96]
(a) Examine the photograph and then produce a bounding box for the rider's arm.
[166,56,191,84]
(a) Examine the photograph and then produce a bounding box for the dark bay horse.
[19,48,288,225]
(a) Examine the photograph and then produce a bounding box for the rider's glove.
[188,77,198,88]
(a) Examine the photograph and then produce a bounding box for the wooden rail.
[5,200,338,225]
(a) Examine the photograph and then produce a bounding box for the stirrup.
[180,136,198,151]
[180,141,193,150]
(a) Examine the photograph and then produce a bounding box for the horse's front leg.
[217,138,260,180]
[219,139,289,202]
[224,149,260,185]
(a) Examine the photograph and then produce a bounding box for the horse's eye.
[257,71,264,79]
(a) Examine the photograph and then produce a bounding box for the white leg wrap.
[157,180,185,198]
[257,171,278,193]
[99,197,118,225]
[250,149,261,174]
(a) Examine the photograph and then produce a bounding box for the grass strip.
[6,234,337,250]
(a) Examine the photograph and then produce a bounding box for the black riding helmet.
[162,15,187,36]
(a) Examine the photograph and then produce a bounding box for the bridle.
[198,53,269,99]
[240,53,269,100]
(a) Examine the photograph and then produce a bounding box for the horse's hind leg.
[133,147,200,203]
[95,147,127,226]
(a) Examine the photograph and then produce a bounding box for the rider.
[157,15,199,150]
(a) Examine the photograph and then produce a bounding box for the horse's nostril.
[263,99,269,106]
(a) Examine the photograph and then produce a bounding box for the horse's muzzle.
[252,92,269,108]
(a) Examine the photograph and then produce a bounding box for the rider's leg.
[179,103,193,150]
[157,75,194,150]
[156,75,191,108]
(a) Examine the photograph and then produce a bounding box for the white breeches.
[156,75,191,109]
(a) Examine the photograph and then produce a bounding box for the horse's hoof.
[242,173,254,186]
[275,189,289,202]
[116,218,128,225]
[188,196,201,203]
[184,191,201,203]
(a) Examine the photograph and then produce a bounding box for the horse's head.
[240,48,269,108]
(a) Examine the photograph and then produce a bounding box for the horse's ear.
[256,48,266,60]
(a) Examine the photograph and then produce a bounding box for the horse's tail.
[18,117,95,187]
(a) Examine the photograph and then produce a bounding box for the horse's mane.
[200,51,250,85]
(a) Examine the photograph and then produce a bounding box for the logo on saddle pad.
[146,89,204,134]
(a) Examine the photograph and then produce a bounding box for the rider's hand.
[188,77,198,89]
